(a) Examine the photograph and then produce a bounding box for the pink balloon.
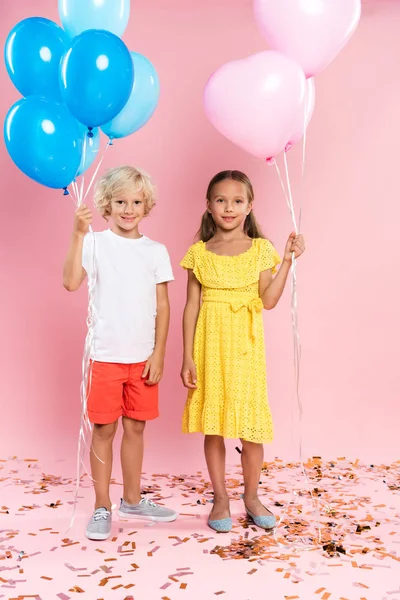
[254,0,361,78]
[204,51,306,160]
[286,77,315,152]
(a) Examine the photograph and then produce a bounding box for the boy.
[63,166,177,540]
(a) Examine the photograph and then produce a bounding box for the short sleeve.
[155,245,174,284]
[82,233,94,280]
[180,245,195,270]
[259,238,281,275]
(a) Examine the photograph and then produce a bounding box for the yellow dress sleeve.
[258,238,281,275]
[180,244,196,270]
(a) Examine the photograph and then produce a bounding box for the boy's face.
[109,188,147,232]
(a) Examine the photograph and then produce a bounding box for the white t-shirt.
[82,229,174,363]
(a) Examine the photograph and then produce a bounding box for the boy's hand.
[284,232,305,262]
[181,359,197,389]
[142,351,164,385]
[74,204,92,236]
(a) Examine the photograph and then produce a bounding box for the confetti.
[1,456,400,599]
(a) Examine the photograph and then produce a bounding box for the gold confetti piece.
[321,594,331,600]
[180,583,187,589]
[247,568,257,575]
[61,541,79,548]
[315,589,326,594]
[41,576,53,580]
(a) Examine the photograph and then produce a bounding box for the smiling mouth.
[222,216,235,221]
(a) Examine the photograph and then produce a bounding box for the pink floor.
[1,456,400,600]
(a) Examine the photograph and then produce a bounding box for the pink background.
[0,0,398,471]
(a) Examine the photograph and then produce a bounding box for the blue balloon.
[102,52,160,140]
[4,17,69,102]
[76,124,101,177]
[59,0,130,39]
[4,96,81,190]
[60,30,134,129]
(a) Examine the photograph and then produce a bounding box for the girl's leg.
[90,421,118,510]
[241,439,274,517]
[204,435,230,519]
[120,417,146,505]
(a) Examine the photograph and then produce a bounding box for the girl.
[180,170,305,533]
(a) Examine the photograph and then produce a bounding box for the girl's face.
[109,188,147,232]
[208,179,252,232]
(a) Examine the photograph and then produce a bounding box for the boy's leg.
[90,421,118,510]
[87,361,127,513]
[118,362,177,522]
[120,417,145,505]
[204,434,230,520]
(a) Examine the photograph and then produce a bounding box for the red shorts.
[87,361,159,425]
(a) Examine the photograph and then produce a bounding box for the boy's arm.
[63,205,92,291]
[142,282,170,385]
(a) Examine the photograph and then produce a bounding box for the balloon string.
[70,181,79,206]
[272,157,322,551]
[83,141,111,203]
[68,141,112,530]
[299,96,308,229]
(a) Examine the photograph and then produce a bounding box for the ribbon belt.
[202,291,264,353]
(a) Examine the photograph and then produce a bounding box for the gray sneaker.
[85,507,112,540]
[118,498,178,522]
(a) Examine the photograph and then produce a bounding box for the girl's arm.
[259,260,291,310]
[259,233,305,310]
[181,270,201,389]
[143,282,170,385]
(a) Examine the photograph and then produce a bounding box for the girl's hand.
[74,204,92,236]
[181,359,197,389]
[142,351,164,385]
[284,232,305,262]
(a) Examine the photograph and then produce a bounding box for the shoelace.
[93,509,110,522]
[140,498,158,509]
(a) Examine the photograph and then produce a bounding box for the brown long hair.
[197,170,265,242]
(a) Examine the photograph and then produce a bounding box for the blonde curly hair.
[94,165,156,219]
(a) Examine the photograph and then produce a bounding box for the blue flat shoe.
[245,506,276,530]
[207,516,232,533]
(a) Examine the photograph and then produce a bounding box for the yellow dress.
[180,238,281,444]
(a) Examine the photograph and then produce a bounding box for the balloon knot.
[63,187,70,196]
[108,139,114,146]
[266,157,275,166]
[87,127,94,139]
[285,142,293,153]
